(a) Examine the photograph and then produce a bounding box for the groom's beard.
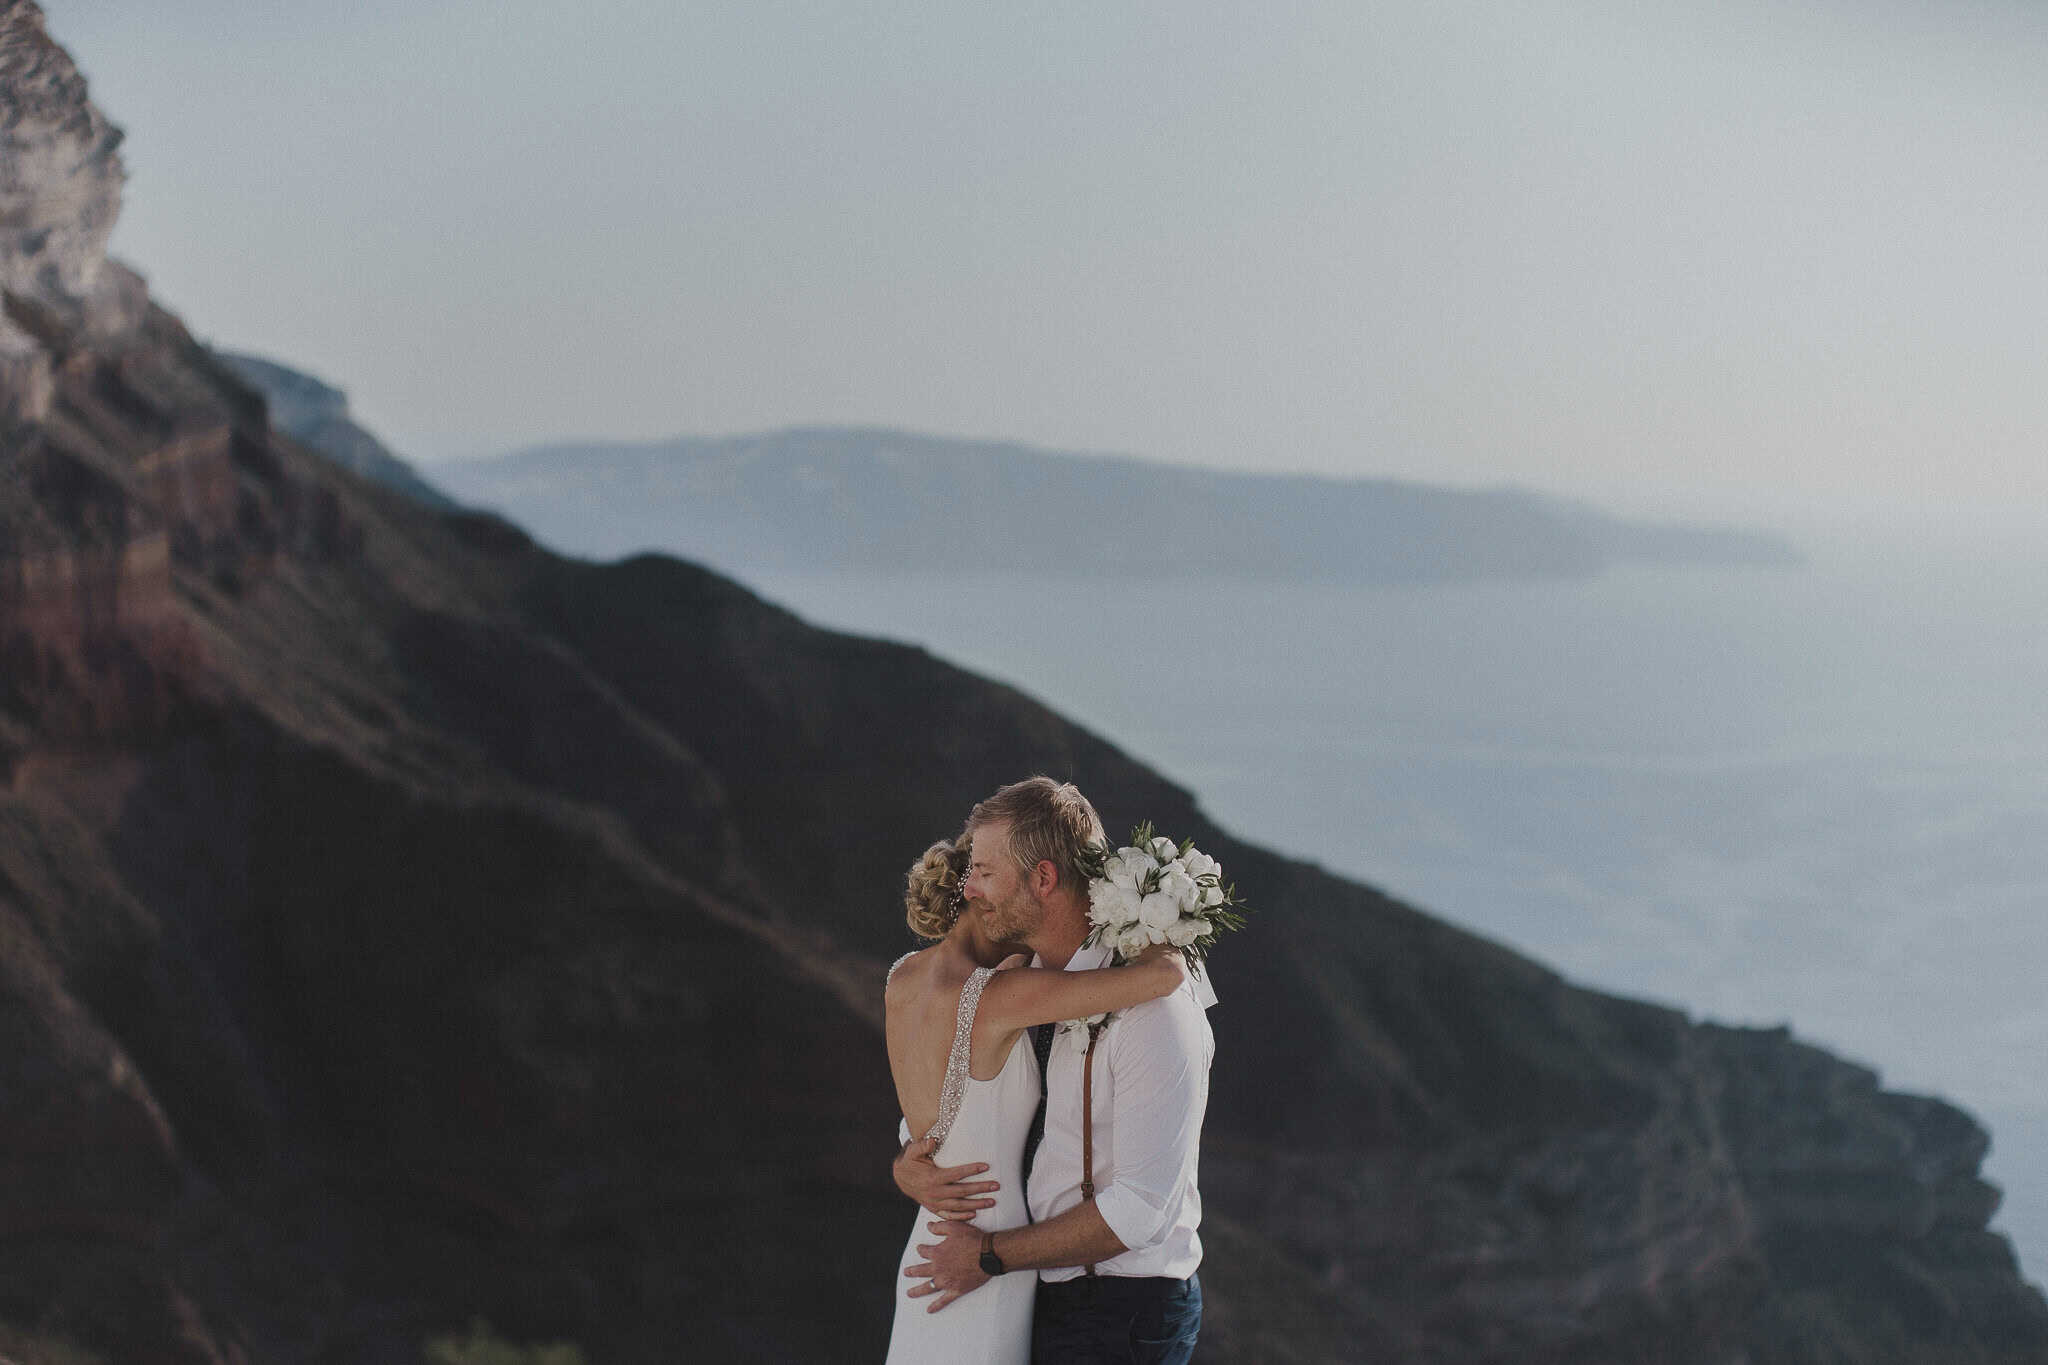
[978,886,1044,945]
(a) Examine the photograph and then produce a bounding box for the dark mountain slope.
[0,304,907,1359]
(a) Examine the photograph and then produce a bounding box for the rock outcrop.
[0,1,142,423]
[0,7,2042,1362]
[216,353,460,512]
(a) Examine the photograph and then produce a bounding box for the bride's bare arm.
[977,944,1187,1033]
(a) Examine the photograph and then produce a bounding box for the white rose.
[1183,850,1218,880]
[1166,917,1203,948]
[1159,869,1197,906]
[1116,924,1155,957]
[1101,876,1139,901]
[1087,880,1122,927]
[1149,836,1178,861]
[1199,883,1225,908]
[1106,853,1143,890]
[1124,849,1163,888]
[1123,886,1151,929]
[1138,891,1179,932]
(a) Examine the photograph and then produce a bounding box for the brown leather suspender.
[1080,1022,1104,1277]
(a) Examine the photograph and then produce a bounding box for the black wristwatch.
[979,1232,1006,1277]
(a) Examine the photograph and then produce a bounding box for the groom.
[896,776,1215,1363]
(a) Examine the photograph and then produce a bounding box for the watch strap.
[979,1231,1005,1276]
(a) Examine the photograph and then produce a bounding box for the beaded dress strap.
[922,966,995,1149]
[888,952,917,986]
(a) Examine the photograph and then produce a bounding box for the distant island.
[215,357,1800,585]
[425,426,1803,583]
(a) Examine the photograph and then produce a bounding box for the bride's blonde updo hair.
[905,833,972,940]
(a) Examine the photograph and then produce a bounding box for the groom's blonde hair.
[966,776,1105,896]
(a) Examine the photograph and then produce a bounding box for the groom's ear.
[1030,859,1060,898]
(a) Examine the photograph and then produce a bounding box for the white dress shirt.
[1028,942,1216,1282]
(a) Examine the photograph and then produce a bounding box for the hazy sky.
[42,0,2048,531]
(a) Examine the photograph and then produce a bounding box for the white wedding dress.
[886,961,1042,1365]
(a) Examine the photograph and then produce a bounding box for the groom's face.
[964,820,1043,943]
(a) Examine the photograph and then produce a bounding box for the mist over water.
[739,529,2048,1284]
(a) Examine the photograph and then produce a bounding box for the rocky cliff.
[0,0,142,423]
[214,353,458,513]
[1,6,2043,1362]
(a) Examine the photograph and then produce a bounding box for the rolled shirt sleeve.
[1088,989,1213,1256]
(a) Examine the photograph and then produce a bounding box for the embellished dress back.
[885,960,1042,1364]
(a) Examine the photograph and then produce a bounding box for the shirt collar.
[1064,941,1113,973]
[1041,939,1219,1010]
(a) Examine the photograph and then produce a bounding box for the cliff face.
[0,0,141,423]
[1703,1027,2048,1364]
[1,9,2044,1364]
[0,299,360,750]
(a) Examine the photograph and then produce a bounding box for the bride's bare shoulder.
[886,947,928,993]
[885,945,958,1009]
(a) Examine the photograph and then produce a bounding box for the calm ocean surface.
[740,531,2048,1282]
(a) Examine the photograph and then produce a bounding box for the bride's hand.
[1132,942,1189,996]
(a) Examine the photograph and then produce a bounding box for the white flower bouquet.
[1063,822,1247,1031]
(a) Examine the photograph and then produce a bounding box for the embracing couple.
[883,777,1217,1363]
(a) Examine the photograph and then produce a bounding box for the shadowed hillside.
[1,5,2042,1362]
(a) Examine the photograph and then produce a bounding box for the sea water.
[738,531,2048,1282]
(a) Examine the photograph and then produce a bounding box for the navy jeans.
[1032,1273,1202,1363]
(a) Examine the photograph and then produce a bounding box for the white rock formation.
[0,0,143,420]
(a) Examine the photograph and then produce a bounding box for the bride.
[883,833,1185,1364]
